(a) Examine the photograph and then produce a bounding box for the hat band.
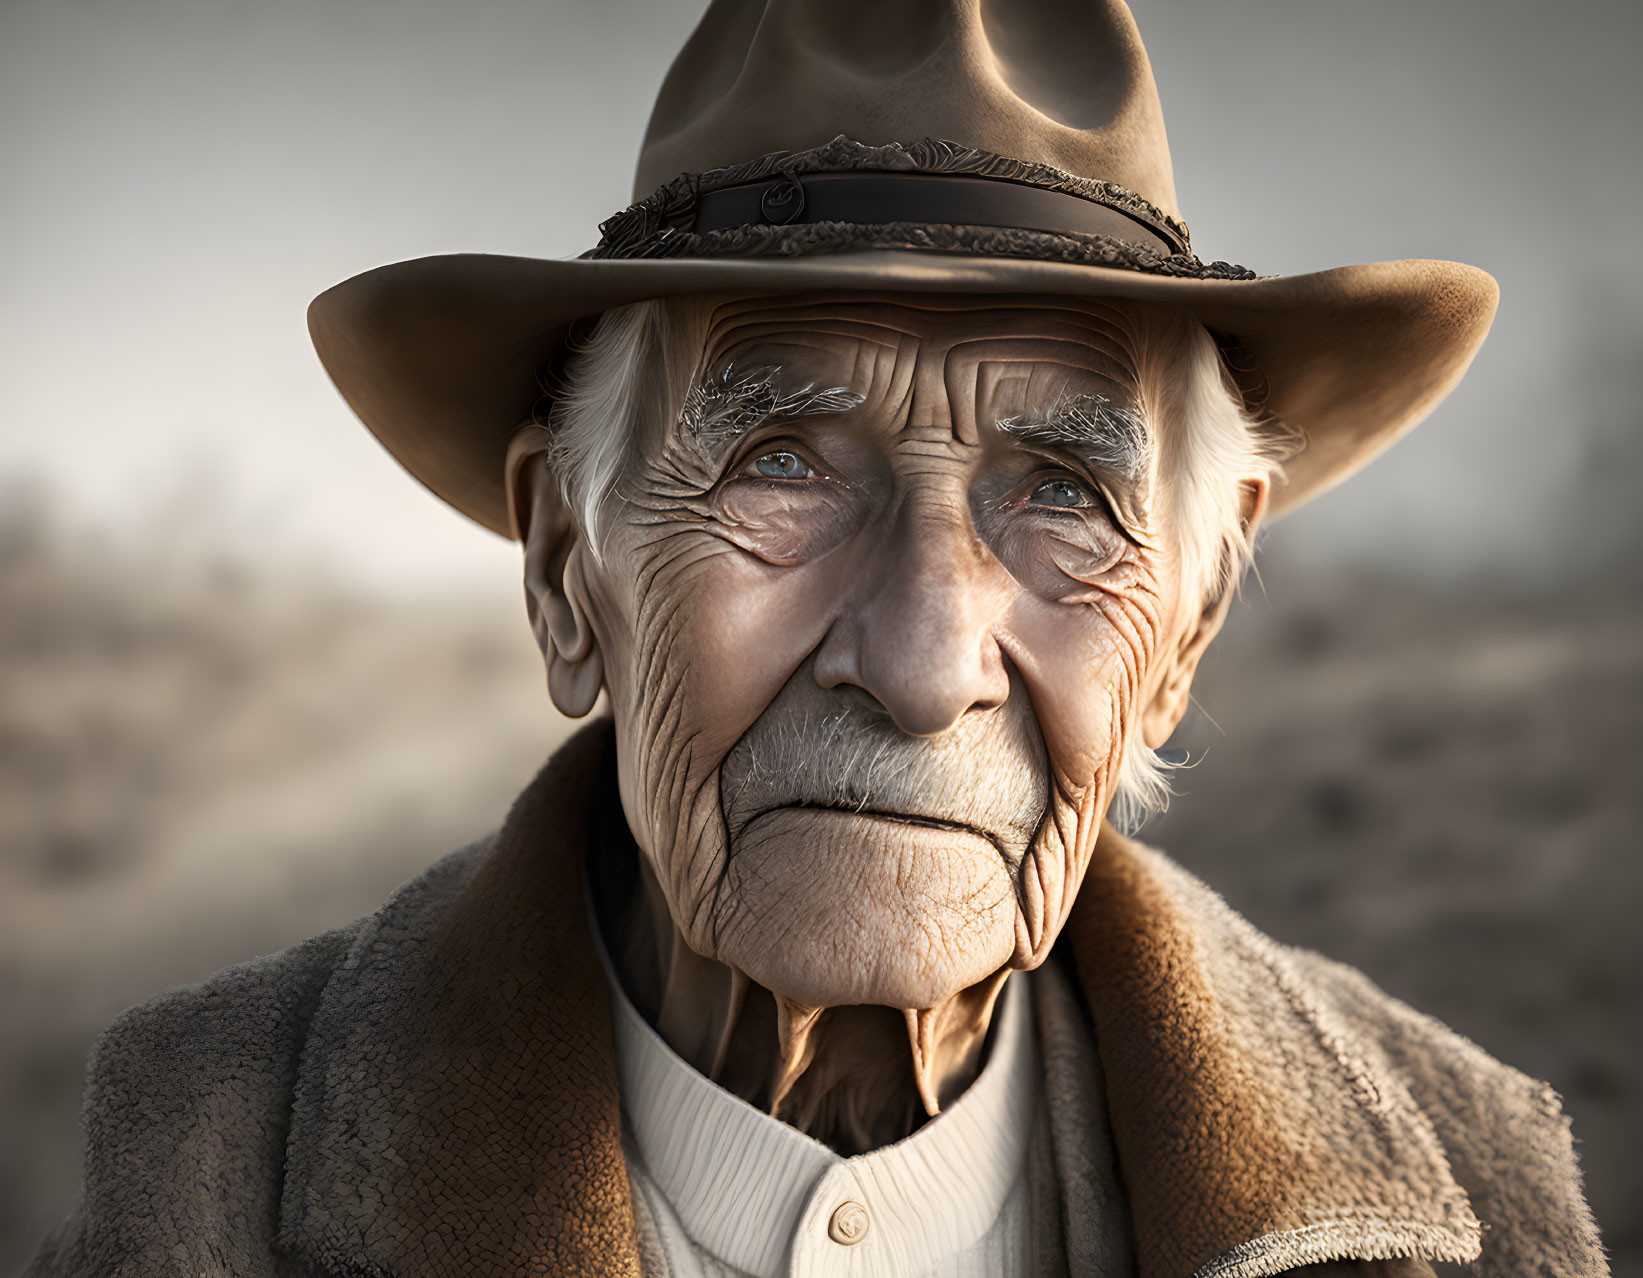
[583,139,1259,278]
[688,171,1187,257]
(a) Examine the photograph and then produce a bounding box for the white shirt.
[596,946,1042,1278]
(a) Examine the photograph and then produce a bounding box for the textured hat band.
[685,171,1188,257]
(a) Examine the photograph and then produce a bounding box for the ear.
[1139,476,1270,747]
[505,425,605,718]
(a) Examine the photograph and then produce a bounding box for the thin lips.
[741,801,1004,853]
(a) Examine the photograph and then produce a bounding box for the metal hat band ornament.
[589,136,1255,282]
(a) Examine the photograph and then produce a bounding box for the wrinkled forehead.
[693,293,1145,436]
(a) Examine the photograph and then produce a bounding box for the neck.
[611,854,1008,1155]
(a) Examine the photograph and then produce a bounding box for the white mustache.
[719,681,1049,861]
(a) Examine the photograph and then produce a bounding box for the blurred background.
[2,0,1638,1271]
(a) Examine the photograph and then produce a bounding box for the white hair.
[1103,306,1297,831]
[542,298,710,552]
[542,297,1292,830]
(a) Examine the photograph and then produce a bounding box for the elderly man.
[28,2,1605,1276]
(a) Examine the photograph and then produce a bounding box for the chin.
[711,806,1018,1009]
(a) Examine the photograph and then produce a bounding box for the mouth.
[740,802,1005,855]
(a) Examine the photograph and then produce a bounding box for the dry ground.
[2,525,1637,1273]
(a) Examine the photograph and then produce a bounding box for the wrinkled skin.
[513,294,1264,1147]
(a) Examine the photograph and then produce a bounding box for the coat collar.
[277,720,1479,1278]
[278,722,640,1277]
[1062,828,1480,1276]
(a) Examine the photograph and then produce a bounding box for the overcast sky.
[3,0,1639,593]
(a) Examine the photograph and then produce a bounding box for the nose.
[813,492,1012,736]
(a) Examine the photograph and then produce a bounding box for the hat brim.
[308,249,1497,536]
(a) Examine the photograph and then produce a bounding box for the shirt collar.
[594,924,1038,1277]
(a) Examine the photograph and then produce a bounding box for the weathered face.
[537,295,1221,1012]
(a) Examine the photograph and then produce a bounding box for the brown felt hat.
[309,0,1498,537]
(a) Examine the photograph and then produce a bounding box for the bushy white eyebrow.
[996,392,1152,480]
[680,361,865,443]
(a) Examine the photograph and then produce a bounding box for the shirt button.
[827,1200,870,1245]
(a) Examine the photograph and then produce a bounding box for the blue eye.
[1027,477,1091,508]
[753,450,816,480]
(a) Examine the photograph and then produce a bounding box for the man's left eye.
[753,450,816,480]
[1026,477,1093,508]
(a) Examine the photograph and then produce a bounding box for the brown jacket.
[26,723,1605,1277]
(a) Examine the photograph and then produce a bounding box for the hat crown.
[635,0,1180,219]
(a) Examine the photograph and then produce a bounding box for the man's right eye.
[753,450,816,480]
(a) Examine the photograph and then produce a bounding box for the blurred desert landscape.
[1,492,1637,1273]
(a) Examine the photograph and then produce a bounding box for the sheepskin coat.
[26,722,1606,1278]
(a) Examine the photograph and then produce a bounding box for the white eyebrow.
[996,392,1152,481]
[680,361,865,444]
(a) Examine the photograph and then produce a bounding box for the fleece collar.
[277,720,1480,1278]
[1062,829,1480,1276]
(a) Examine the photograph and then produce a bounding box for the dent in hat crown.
[635,0,1181,220]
